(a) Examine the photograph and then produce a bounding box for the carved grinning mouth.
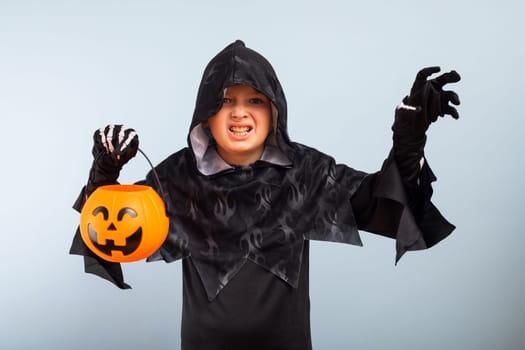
[88,224,143,256]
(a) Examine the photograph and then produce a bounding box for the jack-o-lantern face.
[79,184,169,262]
[88,206,143,257]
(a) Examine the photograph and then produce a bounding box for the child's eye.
[222,98,232,104]
[249,98,266,105]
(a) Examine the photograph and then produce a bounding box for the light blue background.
[1,0,523,349]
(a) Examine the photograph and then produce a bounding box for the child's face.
[207,85,272,166]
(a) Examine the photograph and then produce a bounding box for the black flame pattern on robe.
[144,143,367,300]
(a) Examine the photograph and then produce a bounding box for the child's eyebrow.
[249,90,269,98]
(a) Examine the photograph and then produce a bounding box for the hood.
[188,40,293,175]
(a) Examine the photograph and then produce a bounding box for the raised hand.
[392,67,461,188]
[92,124,139,167]
[85,125,139,196]
[405,66,461,127]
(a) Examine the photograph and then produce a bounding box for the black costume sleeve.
[351,150,455,262]
[69,159,189,290]
[69,186,131,289]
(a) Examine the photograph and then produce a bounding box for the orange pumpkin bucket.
[79,150,169,263]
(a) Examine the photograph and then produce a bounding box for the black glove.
[392,67,461,188]
[404,66,461,132]
[86,125,139,196]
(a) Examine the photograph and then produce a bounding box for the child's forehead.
[224,84,266,96]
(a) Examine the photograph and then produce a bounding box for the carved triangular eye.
[118,207,137,221]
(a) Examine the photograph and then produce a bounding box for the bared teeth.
[229,126,251,134]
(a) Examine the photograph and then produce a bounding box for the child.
[70,40,460,349]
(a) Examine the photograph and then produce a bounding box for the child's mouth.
[229,126,252,136]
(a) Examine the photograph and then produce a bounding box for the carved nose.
[107,223,117,231]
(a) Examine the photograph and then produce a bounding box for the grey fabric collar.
[189,123,291,176]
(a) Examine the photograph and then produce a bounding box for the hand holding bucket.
[79,125,169,263]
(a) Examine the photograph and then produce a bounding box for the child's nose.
[231,104,248,119]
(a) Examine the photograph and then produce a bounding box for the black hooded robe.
[70,40,455,350]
